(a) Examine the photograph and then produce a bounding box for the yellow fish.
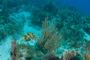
[20,32,36,41]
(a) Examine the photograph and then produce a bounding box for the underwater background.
[0,0,90,60]
[59,0,90,15]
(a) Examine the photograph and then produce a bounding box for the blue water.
[59,0,90,15]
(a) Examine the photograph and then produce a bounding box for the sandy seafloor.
[0,11,90,60]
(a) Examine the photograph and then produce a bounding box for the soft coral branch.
[36,17,62,54]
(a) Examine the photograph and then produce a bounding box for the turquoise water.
[0,0,90,60]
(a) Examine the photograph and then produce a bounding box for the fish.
[20,32,36,41]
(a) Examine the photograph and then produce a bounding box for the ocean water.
[0,0,90,60]
[59,0,90,15]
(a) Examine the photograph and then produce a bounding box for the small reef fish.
[20,32,36,41]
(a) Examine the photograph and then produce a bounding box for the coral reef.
[15,43,34,60]
[10,40,16,60]
[0,22,23,40]
[0,0,90,60]
[30,1,58,26]
[42,54,60,60]
[2,0,7,14]
[30,8,49,26]
[62,50,76,60]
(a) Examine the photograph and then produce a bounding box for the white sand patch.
[83,30,90,41]
[0,36,13,60]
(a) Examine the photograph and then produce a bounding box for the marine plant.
[5,23,23,39]
[43,2,58,17]
[0,0,10,25]
[55,6,86,48]
[2,0,7,15]
[35,18,62,54]
[30,8,49,26]
[57,7,81,24]
[83,48,90,60]
[30,1,58,26]
[0,20,24,40]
